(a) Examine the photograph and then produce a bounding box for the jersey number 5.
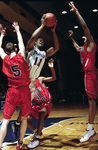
[11,65,21,76]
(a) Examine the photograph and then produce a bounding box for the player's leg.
[27,101,52,149]
[1,87,17,146]
[88,99,96,124]
[37,101,52,138]
[16,86,31,150]
[0,119,10,149]
[27,108,48,149]
[27,114,36,131]
[80,73,97,143]
[16,117,27,150]
[11,110,21,139]
[80,99,96,143]
[27,114,38,142]
[37,107,48,136]
[20,117,27,141]
[28,105,41,142]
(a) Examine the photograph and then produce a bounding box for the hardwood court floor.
[0,103,98,150]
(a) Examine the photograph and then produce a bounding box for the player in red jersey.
[0,22,31,150]
[26,58,56,149]
[68,2,98,143]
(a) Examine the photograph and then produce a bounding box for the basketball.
[45,13,56,27]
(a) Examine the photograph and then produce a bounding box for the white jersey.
[26,46,46,100]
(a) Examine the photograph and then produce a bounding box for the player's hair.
[5,42,15,53]
[35,37,44,42]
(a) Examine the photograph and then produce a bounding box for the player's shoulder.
[3,54,8,61]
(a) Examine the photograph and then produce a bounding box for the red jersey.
[80,42,97,71]
[2,53,30,87]
[33,78,52,105]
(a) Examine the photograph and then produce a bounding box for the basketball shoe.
[80,128,96,143]
[16,140,23,150]
[27,139,39,149]
[0,147,2,150]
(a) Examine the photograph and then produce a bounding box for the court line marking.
[67,128,76,130]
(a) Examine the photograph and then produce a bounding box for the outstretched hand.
[68,30,74,38]
[12,22,19,32]
[68,1,77,12]
[41,14,46,26]
[0,24,6,36]
[48,58,54,68]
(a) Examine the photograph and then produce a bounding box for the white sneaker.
[80,128,96,143]
[27,140,39,149]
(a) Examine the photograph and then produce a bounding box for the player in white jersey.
[11,14,60,139]
[27,45,46,100]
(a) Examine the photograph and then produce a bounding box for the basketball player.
[68,1,98,143]
[11,14,59,139]
[0,22,31,150]
[26,14,59,100]
[27,58,56,149]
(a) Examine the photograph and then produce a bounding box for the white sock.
[87,123,93,130]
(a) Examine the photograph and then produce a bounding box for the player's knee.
[3,119,10,125]
[27,115,33,122]
[40,108,48,118]
[40,108,47,113]
[88,98,96,102]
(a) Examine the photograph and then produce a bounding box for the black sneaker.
[16,140,23,150]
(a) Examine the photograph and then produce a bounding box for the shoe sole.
[27,145,39,149]
[80,131,96,143]
[27,144,39,149]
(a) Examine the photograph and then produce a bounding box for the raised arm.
[0,25,7,59]
[68,1,94,52]
[26,14,45,51]
[12,22,25,58]
[39,58,56,83]
[0,24,5,47]
[68,30,82,52]
[46,21,60,57]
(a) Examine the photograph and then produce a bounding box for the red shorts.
[84,71,98,100]
[29,101,52,119]
[3,86,31,119]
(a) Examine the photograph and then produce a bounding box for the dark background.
[0,0,98,104]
